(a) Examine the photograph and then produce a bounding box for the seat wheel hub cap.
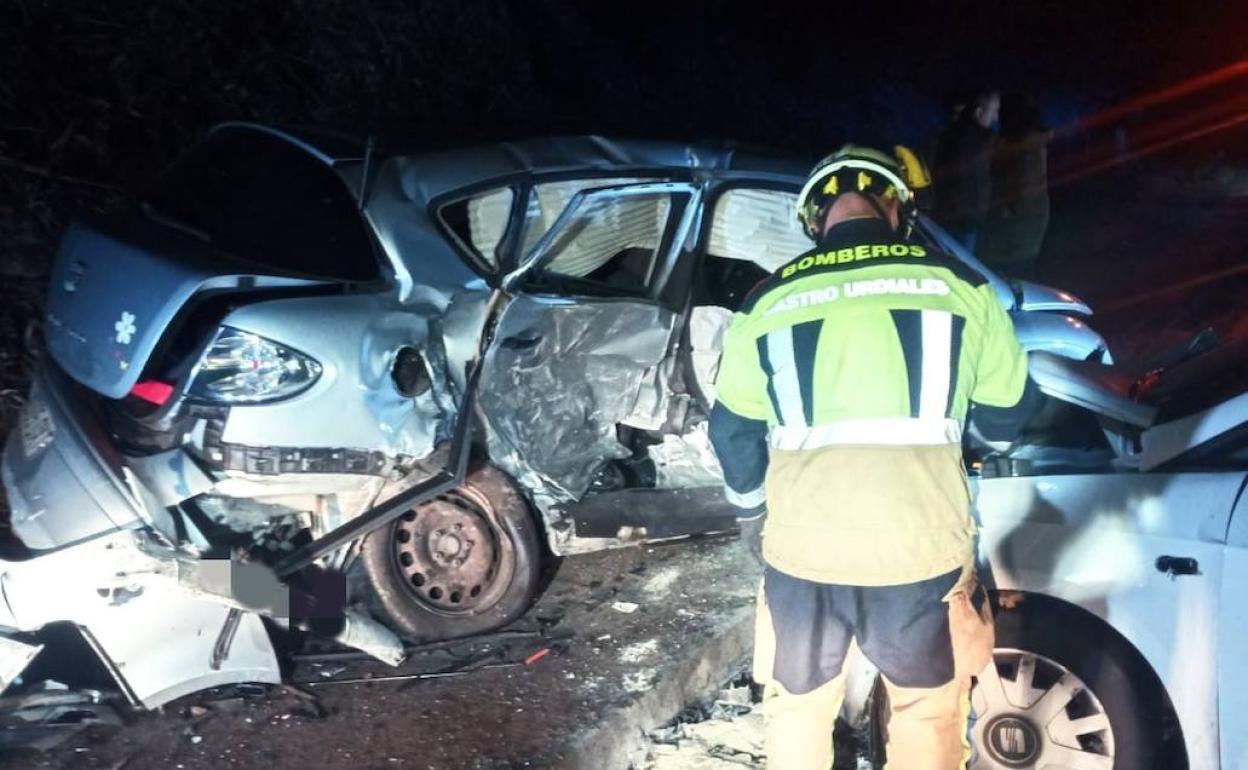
[984,715,1040,766]
[971,648,1116,770]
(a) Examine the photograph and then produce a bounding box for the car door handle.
[1155,555,1200,577]
[500,334,543,350]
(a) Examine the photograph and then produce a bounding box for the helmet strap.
[813,191,897,241]
[855,191,895,231]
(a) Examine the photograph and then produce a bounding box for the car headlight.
[187,327,322,404]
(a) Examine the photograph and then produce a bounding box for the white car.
[946,336,1248,770]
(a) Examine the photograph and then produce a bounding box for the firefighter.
[708,144,1041,770]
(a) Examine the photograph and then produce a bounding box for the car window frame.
[433,184,523,276]
[428,168,684,285]
[505,181,701,309]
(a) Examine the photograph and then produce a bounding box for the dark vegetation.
[0,0,1244,441]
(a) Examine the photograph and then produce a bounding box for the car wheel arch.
[985,588,1189,769]
[357,462,557,642]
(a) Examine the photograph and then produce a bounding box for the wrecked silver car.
[0,124,1108,707]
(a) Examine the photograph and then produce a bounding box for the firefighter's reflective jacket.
[708,217,1030,586]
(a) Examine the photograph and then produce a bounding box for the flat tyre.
[360,465,543,642]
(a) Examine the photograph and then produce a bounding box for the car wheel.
[865,598,1171,770]
[359,465,544,642]
[968,599,1165,770]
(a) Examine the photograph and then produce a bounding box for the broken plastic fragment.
[333,612,406,666]
[0,636,43,696]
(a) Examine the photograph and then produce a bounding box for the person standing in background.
[931,90,999,252]
[927,90,969,167]
[982,93,1054,281]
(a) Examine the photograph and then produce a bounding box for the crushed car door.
[481,182,701,535]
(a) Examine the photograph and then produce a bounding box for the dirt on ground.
[3,537,758,770]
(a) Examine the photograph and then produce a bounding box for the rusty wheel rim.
[391,486,514,615]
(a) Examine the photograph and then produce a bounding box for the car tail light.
[187,327,322,404]
[130,380,175,406]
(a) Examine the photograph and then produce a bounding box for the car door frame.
[503,180,702,302]
[476,178,716,552]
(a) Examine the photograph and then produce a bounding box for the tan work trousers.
[753,568,994,770]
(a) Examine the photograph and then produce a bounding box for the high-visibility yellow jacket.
[708,216,1031,586]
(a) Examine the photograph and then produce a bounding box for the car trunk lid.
[45,218,331,400]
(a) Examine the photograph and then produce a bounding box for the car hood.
[1015,280,1092,316]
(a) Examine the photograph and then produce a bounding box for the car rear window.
[144,128,380,282]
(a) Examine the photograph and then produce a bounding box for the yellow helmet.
[796,144,932,239]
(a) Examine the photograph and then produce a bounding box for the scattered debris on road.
[12,539,759,769]
[639,671,877,770]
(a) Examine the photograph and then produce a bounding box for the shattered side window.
[708,188,813,271]
[437,187,515,271]
[532,193,672,296]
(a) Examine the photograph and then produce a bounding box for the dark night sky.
[0,0,1244,191]
[0,0,1245,375]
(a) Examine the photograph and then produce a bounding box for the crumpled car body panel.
[215,293,447,458]
[480,295,676,515]
[0,124,1122,710]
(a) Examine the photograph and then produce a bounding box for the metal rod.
[301,661,522,687]
[274,363,481,578]
[358,134,377,212]
[210,608,243,670]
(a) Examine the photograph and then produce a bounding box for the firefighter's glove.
[737,512,766,567]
